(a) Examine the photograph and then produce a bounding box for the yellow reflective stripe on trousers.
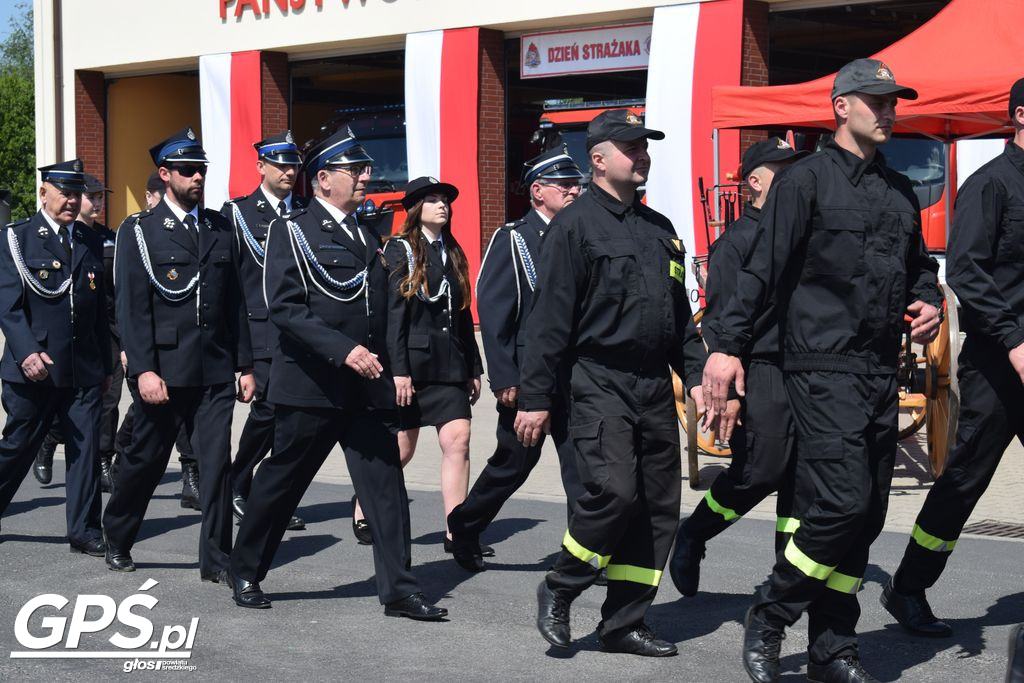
[605,564,663,587]
[911,524,957,552]
[825,571,862,594]
[783,538,835,580]
[776,517,800,534]
[704,490,739,522]
[562,530,610,568]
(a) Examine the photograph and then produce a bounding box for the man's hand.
[395,375,415,406]
[237,369,255,403]
[907,300,941,344]
[1010,342,1024,386]
[20,352,54,382]
[718,399,743,443]
[138,370,169,405]
[703,352,745,419]
[119,351,128,372]
[494,386,519,408]
[345,345,383,379]
[514,410,550,447]
[468,377,482,405]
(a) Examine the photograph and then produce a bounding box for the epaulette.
[502,218,527,231]
[4,217,30,230]
[292,196,310,209]
[282,205,308,220]
[132,209,153,220]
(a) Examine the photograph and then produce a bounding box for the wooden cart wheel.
[924,283,961,478]
[673,370,732,491]
[898,387,928,440]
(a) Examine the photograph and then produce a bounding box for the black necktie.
[57,225,72,264]
[344,214,364,245]
[183,214,199,251]
[277,201,287,216]
[431,240,444,263]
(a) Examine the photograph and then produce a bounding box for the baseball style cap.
[831,58,918,101]
[585,109,665,151]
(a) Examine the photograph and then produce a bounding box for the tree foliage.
[0,3,35,221]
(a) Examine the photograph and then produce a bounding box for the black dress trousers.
[230,357,275,498]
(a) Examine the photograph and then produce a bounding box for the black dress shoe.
[443,536,494,557]
[99,454,114,493]
[230,574,271,609]
[33,436,57,485]
[599,623,677,657]
[351,496,372,545]
[105,548,136,572]
[536,580,571,648]
[384,592,447,621]
[742,606,784,683]
[70,537,107,557]
[201,569,230,585]
[449,534,485,572]
[669,527,705,597]
[286,515,306,531]
[180,462,201,510]
[807,655,878,683]
[232,495,246,521]
[880,578,952,637]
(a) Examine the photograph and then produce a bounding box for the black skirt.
[399,381,471,429]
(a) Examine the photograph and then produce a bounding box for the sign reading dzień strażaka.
[520,23,652,79]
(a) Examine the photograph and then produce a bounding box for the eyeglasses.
[538,181,582,195]
[328,163,373,177]
[169,164,208,178]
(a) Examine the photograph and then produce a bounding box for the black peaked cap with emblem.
[740,137,809,178]
[39,159,87,192]
[254,130,302,166]
[585,109,664,151]
[149,126,209,167]
[304,125,374,176]
[402,176,459,210]
[523,145,585,185]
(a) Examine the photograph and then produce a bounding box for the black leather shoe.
[351,496,373,545]
[807,655,878,683]
[70,537,106,557]
[599,623,677,657]
[232,495,246,521]
[384,592,447,621]
[443,536,494,557]
[180,462,201,510]
[880,578,952,637]
[201,569,230,586]
[286,515,306,531]
[99,454,114,493]
[1007,623,1024,683]
[742,606,784,683]
[230,574,271,609]
[536,580,571,648]
[33,435,57,485]
[669,527,705,597]
[449,533,485,572]
[105,547,136,572]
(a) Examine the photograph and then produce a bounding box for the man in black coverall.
[703,60,942,682]
[516,110,712,657]
[883,78,1024,640]
[670,137,807,598]
[446,145,587,572]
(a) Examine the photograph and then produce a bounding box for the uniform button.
[442,326,448,332]
[328,357,334,363]
[201,281,207,287]
[203,323,209,329]
[203,303,209,309]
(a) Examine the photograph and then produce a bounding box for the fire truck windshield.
[879,138,946,211]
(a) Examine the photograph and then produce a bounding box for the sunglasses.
[538,181,582,194]
[169,164,208,178]
[327,163,373,178]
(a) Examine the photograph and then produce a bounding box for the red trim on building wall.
[228,50,262,199]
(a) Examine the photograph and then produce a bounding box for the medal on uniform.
[52,259,61,269]
[163,217,175,230]
[88,271,96,290]
[167,268,178,281]
[38,269,48,280]
[37,226,49,237]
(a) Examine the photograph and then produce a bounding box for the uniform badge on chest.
[88,271,96,290]
[38,269,48,280]
[167,268,179,281]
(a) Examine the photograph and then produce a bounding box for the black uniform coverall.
[894,141,1024,593]
[519,183,707,638]
[449,210,584,542]
[221,190,308,500]
[229,201,420,604]
[710,139,941,663]
[104,201,251,577]
[689,203,796,550]
[0,213,112,543]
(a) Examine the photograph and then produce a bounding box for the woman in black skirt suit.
[352,177,483,548]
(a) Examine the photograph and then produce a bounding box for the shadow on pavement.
[2,533,67,545]
[5,496,66,517]
[136,511,201,542]
[482,517,544,546]
[270,533,343,571]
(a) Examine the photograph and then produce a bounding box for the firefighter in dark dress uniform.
[446,146,587,572]
[882,78,1024,640]
[103,127,255,582]
[517,110,711,657]
[670,138,807,597]
[227,127,447,621]
[0,160,112,555]
[222,130,307,532]
[702,60,942,682]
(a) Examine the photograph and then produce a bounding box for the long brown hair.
[389,199,472,309]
